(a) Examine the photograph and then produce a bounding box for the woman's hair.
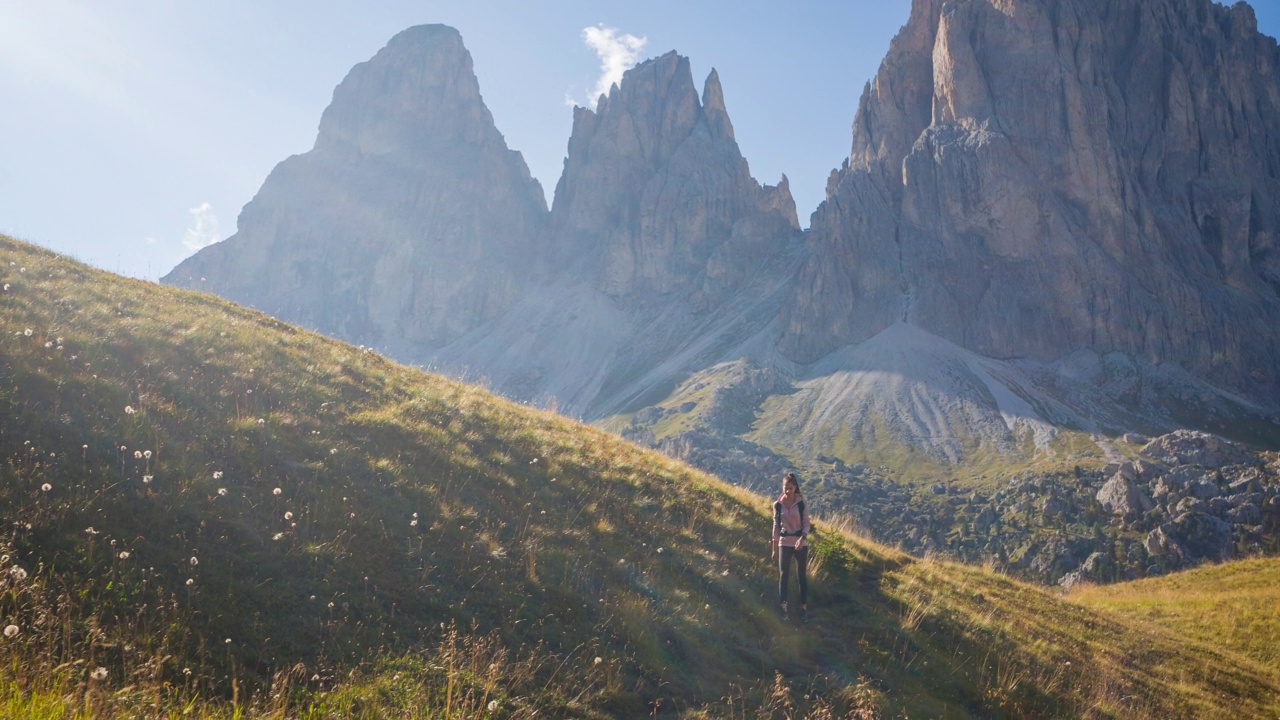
[783,472,801,496]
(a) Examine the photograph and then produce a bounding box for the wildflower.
[272,487,282,496]
[189,556,198,566]
[3,625,18,638]
[90,667,108,681]
[185,579,194,586]
[272,533,283,541]
[120,445,127,452]
[257,418,265,425]
[143,450,152,459]
[124,405,135,414]
[217,488,227,496]
[183,668,191,676]
[6,567,23,582]
[245,389,252,394]
[311,674,320,682]
[2,284,8,291]
[213,471,223,480]
[329,448,337,455]
[721,569,729,576]
[594,657,602,665]
[657,547,664,554]
[41,483,51,492]
[23,328,32,336]
[56,337,62,344]
[409,519,417,527]
[412,512,418,518]
[349,512,356,519]
[328,602,335,609]
[84,527,99,535]
[225,638,231,644]
[44,341,52,348]
[142,475,153,484]
[134,451,142,459]
[488,700,499,712]
[284,511,293,521]
[119,551,130,560]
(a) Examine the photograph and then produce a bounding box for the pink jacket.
[773,494,810,549]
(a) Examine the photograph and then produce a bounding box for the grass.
[0,234,1278,717]
[1070,556,1280,670]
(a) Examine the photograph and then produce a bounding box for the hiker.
[772,471,810,622]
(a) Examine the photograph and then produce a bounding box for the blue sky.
[1,1,1277,281]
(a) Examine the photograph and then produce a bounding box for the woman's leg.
[796,545,809,606]
[778,545,794,606]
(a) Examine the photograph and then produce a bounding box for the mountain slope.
[5,235,1280,717]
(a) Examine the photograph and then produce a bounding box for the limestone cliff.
[783,0,1280,405]
[164,25,548,354]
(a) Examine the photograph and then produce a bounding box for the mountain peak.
[701,68,734,139]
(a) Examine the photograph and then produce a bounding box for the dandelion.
[120,445,127,452]
[410,519,417,527]
[272,533,283,541]
[311,674,320,682]
[5,567,23,582]
[2,284,8,291]
[84,527,99,535]
[327,602,335,609]
[217,488,227,496]
[657,547,664,554]
[721,569,729,576]
[245,389,252,394]
[594,657,602,665]
[412,512,418,518]
[23,328,32,337]
[56,337,63,344]
[124,405,135,414]
[284,511,293,520]
[142,475,153,484]
[44,341,52,348]
[329,448,338,455]
[3,625,18,638]
[143,450,152,459]
[213,471,223,480]
[185,579,194,586]
[272,487,282,496]
[119,551,130,560]
[40,483,51,492]
[183,668,191,676]
[189,556,198,566]
[488,700,499,712]
[225,638,231,644]
[90,667,108,681]
[257,418,265,425]
[134,451,142,459]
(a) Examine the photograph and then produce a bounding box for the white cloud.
[182,203,222,251]
[577,25,646,110]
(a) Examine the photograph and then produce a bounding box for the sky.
[1,1,1278,281]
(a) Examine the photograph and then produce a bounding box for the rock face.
[165,25,549,354]
[783,0,1280,404]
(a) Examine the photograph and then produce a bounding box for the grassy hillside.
[1070,556,1280,670]
[1,233,1278,718]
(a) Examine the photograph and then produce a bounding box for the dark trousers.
[778,545,808,605]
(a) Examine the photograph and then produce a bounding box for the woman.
[772,471,810,622]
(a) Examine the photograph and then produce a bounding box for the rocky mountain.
[165,25,549,353]
[165,1,1280,582]
[784,0,1280,400]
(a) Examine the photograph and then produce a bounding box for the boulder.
[1226,503,1263,526]
[1097,471,1155,515]
[1141,430,1254,469]
[1144,512,1232,565]
[1058,551,1113,591]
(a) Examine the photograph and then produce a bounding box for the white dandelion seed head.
[3,625,18,638]
[56,337,63,344]
[83,444,88,449]
[2,284,8,291]
[124,405,134,414]
[44,341,52,348]
[311,674,320,682]
[657,547,664,554]
[284,511,293,520]
[41,483,51,492]
[488,700,499,712]
[272,533,283,541]
[412,512,418,518]
[329,448,338,455]
[134,451,142,459]
[217,488,227,496]
[143,450,152,459]
[142,475,152,484]
[119,551,130,560]
[189,556,198,566]
[594,657,602,665]
[327,602,334,609]
[23,328,32,337]
[225,638,231,644]
[349,512,356,519]
[409,519,417,527]
[183,668,191,676]
[186,578,195,586]
[272,487,282,496]
[213,471,223,480]
[257,418,265,425]
[90,667,107,681]
[84,527,99,535]
[9,567,26,581]
[120,445,127,452]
